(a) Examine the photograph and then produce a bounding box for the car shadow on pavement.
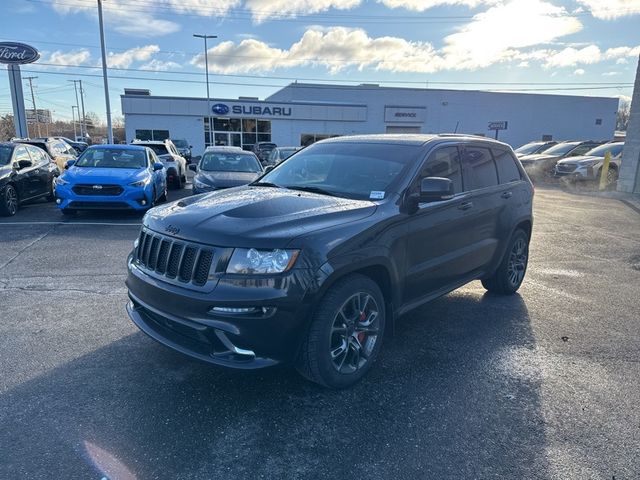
[0,288,548,479]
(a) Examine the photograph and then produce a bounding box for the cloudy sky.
[1,0,638,123]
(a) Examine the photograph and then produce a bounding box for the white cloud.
[517,61,530,68]
[140,59,182,71]
[439,0,582,69]
[107,45,161,68]
[46,49,92,66]
[573,68,585,75]
[576,0,640,19]
[50,0,180,37]
[378,0,493,10]
[244,0,361,22]
[544,45,601,67]
[166,0,240,16]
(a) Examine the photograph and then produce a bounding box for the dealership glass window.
[257,120,271,133]
[135,129,169,141]
[300,134,341,147]
[204,117,270,148]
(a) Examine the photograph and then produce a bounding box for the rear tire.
[482,229,529,295]
[296,274,385,389]
[0,185,18,216]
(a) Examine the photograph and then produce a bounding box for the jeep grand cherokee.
[126,134,533,388]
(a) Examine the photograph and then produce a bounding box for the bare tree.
[0,114,16,141]
[617,98,631,131]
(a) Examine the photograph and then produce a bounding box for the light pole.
[69,80,82,138]
[193,34,217,146]
[72,105,78,139]
[24,76,40,137]
[98,0,113,143]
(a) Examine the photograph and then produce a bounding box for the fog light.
[209,306,266,315]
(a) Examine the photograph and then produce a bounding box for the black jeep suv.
[126,134,533,388]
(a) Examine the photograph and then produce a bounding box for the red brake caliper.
[357,311,367,343]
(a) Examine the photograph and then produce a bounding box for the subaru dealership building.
[121,83,618,154]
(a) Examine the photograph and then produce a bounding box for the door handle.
[501,191,513,199]
[458,201,473,211]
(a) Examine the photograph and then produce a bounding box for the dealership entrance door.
[214,132,242,147]
[386,126,421,133]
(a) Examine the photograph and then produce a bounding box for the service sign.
[488,121,508,130]
[384,106,426,123]
[0,42,40,65]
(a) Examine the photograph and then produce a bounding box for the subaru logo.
[165,225,180,235]
[212,103,229,115]
[92,185,103,190]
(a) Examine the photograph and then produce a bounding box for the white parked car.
[132,139,187,189]
[267,146,302,165]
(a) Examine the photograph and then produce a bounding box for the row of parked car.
[514,140,625,186]
[0,136,303,216]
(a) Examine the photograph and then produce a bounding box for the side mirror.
[417,177,454,203]
[188,164,197,172]
[17,159,33,170]
[264,165,274,173]
[65,159,76,169]
[153,162,164,171]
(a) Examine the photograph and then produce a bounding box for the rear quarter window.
[492,148,522,184]
[462,146,498,190]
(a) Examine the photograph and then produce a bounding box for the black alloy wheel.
[482,229,530,294]
[1,185,18,216]
[297,274,386,389]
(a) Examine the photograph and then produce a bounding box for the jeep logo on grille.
[92,185,103,190]
[165,225,180,235]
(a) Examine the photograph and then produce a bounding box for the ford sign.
[212,104,230,115]
[0,42,40,65]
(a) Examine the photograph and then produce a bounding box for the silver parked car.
[554,142,624,186]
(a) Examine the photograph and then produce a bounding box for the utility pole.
[79,79,87,140]
[97,0,113,143]
[193,34,217,146]
[24,76,40,137]
[72,105,78,139]
[69,80,82,138]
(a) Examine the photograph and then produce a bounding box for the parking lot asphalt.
[1,185,639,479]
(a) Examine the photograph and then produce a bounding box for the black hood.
[195,171,260,189]
[144,186,377,248]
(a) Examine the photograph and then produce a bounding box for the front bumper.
[554,165,596,180]
[125,253,315,368]
[55,183,152,211]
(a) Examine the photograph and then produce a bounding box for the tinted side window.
[462,146,498,190]
[419,146,463,194]
[492,148,521,184]
[568,145,592,157]
[27,146,47,166]
[14,146,31,164]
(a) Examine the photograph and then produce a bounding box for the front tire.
[46,177,56,202]
[296,274,386,389]
[0,185,18,216]
[482,229,530,294]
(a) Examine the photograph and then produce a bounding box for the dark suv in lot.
[126,134,533,388]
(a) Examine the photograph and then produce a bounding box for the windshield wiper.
[284,185,337,197]
[250,181,282,188]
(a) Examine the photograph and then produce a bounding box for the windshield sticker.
[369,191,385,200]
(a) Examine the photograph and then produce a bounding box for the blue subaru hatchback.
[55,144,167,214]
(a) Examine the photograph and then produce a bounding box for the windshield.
[543,142,580,156]
[515,143,544,155]
[585,143,624,157]
[139,144,168,156]
[259,142,421,200]
[75,148,147,169]
[172,140,188,148]
[257,143,276,151]
[0,145,12,166]
[200,152,262,172]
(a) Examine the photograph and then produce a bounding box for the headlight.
[227,248,299,274]
[193,178,211,189]
[55,176,69,185]
[129,177,151,187]
[578,159,601,167]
